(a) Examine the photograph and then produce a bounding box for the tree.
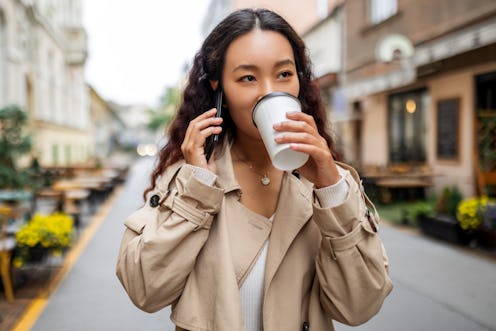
[0,105,32,188]
[147,86,181,131]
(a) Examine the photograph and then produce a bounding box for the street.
[31,158,496,331]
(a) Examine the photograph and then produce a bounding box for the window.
[388,89,428,163]
[65,144,71,165]
[370,0,397,24]
[52,144,59,165]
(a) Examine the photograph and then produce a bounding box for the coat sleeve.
[312,167,393,326]
[116,163,224,313]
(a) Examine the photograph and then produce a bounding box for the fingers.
[273,112,321,145]
[183,109,221,147]
[275,112,338,187]
[181,108,223,167]
[189,108,223,132]
[273,112,317,134]
[272,111,331,161]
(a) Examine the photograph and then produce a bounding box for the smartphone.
[204,89,223,161]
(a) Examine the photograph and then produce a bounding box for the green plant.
[147,86,181,131]
[435,186,463,217]
[456,196,491,232]
[404,200,435,222]
[477,113,496,171]
[0,105,32,188]
[375,202,407,225]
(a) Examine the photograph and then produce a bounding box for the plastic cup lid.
[251,92,301,127]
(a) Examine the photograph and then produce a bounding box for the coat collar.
[214,142,315,294]
[214,143,241,194]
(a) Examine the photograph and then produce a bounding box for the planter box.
[477,226,496,249]
[28,245,49,263]
[418,214,471,245]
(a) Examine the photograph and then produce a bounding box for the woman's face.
[221,29,300,140]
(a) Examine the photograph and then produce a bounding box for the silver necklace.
[248,164,271,186]
[233,149,271,186]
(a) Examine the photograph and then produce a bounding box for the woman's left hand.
[273,111,340,188]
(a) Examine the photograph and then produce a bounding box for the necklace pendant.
[261,175,271,186]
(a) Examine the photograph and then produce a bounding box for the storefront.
[353,47,496,198]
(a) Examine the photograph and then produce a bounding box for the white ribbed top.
[239,216,273,331]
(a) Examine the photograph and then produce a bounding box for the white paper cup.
[252,92,309,171]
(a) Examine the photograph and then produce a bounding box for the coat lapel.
[215,144,314,294]
[214,144,274,286]
[263,172,313,295]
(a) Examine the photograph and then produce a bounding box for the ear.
[210,80,219,91]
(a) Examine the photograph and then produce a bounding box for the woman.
[117,8,392,331]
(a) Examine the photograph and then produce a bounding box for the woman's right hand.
[181,108,223,172]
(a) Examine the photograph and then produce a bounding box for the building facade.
[88,85,125,161]
[301,6,348,162]
[110,102,156,152]
[202,0,342,36]
[343,0,496,197]
[0,0,91,166]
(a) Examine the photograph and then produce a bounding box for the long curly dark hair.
[145,8,339,197]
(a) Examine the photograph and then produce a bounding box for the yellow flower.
[456,196,491,231]
[15,212,74,249]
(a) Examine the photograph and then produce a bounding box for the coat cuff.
[184,164,218,186]
[313,175,349,208]
[312,170,366,236]
[156,165,224,214]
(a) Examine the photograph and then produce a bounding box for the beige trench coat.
[116,147,393,331]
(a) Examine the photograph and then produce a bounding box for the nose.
[257,79,275,101]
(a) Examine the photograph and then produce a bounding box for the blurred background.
[0,0,495,330]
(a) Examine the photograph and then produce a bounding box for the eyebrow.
[232,59,296,73]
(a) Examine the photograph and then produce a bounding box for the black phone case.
[204,89,223,161]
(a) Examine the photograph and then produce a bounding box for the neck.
[232,136,271,168]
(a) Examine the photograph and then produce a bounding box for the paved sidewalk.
[335,225,496,331]
[30,157,496,331]
[31,158,174,331]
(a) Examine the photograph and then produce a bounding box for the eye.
[239,75,256,82]
[278,71,293,79]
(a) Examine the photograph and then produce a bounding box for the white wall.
[305,17,342,77]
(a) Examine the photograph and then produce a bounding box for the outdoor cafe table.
[52,180,91,217]
[361,168,435,203]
